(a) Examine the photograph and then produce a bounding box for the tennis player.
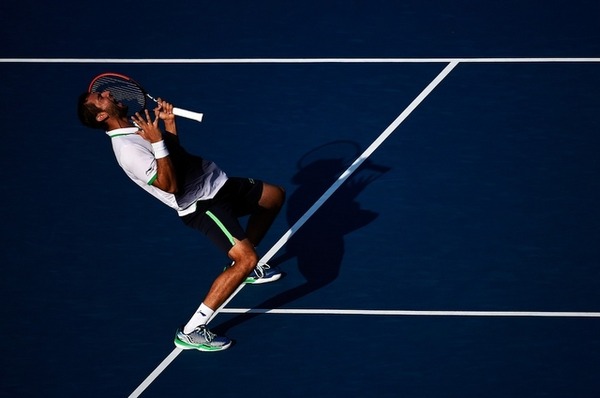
[77,90,285,351]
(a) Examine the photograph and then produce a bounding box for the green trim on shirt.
[109,133,138,138]
[147,173,158,185]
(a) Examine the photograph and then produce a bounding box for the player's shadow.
[214,141,390,334]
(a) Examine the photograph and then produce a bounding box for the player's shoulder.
[112,134,152,163]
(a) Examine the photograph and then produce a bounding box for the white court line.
[128,61,460,398]
[220,308,600,318]
[1,57,600,63]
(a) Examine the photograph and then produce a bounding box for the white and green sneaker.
[174,325,232,352]
[224,262,283,284]
[245,262,282,284]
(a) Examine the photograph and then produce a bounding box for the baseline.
[220,308,600,318]
[1,57,600,64]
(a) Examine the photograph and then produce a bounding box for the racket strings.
[90,77,146,115]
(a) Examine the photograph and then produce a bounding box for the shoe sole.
[174,338,232,352]
[244,273,282,285]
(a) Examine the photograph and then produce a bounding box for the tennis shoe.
[245,262,282,284]
[174,325,232,352]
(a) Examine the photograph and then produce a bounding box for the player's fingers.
[142,109,153,124]
[154,98,163,112]
[131,112,144,123]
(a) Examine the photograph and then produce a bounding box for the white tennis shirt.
[106,127,228,215]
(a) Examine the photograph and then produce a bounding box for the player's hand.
[132,109,163,143]
[155,98,175,122]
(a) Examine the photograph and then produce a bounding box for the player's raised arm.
[155,98,177,135]
[132,109,178,194]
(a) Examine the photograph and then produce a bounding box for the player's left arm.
[132,109,179,193]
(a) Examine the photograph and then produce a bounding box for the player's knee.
[228,240,258,273]
[273,185,286,208]
[270,184,286,209]
[260,183,286,210]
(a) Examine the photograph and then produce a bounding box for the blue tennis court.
[2,1,600,397]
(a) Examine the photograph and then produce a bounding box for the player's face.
[88,91,128,117]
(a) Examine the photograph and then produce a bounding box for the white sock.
[183,303,214,334]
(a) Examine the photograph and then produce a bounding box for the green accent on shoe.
[244,263,282,284]
[174,336,226,352]
[174,326,231,352]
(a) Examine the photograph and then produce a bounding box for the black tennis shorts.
[179,177,264,254]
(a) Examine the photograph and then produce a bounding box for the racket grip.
[173,107,204,122]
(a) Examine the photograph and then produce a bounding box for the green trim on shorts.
[205,210,235,246]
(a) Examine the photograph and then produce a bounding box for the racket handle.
[173,107,204,122]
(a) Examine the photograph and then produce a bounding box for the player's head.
[77,91,128,130]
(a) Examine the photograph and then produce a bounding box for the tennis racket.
[88,72,204,122]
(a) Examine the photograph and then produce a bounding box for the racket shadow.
[214,141,390,334]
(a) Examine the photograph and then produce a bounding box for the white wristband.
[151,140,169,159]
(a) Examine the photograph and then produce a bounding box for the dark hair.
[77,92,107,130]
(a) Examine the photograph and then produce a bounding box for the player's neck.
[106,116,135,131]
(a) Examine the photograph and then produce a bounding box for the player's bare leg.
[246,183,285,246]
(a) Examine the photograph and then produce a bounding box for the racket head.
[88,72,147,116]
